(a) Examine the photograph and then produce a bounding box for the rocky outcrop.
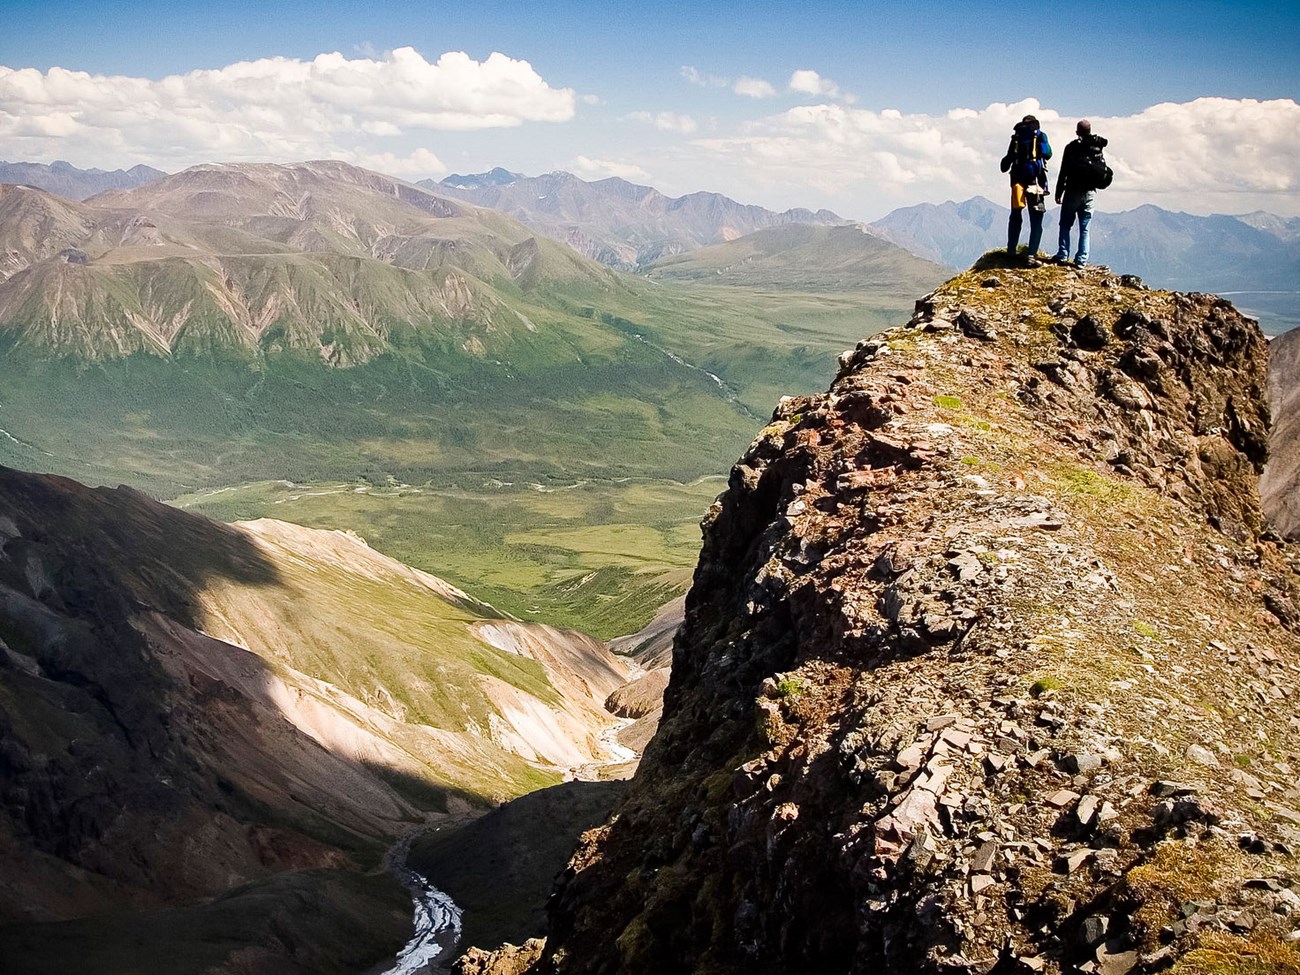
[459,263,1300,975]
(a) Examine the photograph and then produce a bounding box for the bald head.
[1077,119,1092,136]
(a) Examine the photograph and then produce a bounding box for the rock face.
[459,263,1300,975]
[1262,325,1300,538]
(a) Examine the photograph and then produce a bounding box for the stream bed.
[379,833,464,975]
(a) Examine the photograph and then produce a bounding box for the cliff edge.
[460,262,1300,975]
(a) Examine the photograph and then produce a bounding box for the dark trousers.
[1007,205,1045,256]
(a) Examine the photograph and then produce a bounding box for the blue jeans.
[1055,189,1095,264]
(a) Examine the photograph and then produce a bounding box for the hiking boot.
[1048,254,1068,264]
[1025,255,1043,268]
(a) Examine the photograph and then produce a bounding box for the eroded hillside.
[1263,326,1300,539]
[460,263,1300,975]
[0,467,634,973]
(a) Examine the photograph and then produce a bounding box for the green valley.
[0,161,944,640]
[176,476,723,640]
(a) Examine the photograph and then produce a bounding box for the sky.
[2,0,1298,220]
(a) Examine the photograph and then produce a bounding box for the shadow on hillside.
[0,463,499,973]
[0,463,284,630]
[408,778,631,951]
[0,868,412,975]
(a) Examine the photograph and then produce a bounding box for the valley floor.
[175,475,722,640]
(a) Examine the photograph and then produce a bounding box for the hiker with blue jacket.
[1052,119,1111,267]
[1000,114,1052,266]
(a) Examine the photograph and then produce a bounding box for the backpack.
[1008,121,1046,185]
[1077,140,1114,190]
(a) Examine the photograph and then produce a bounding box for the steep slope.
[645,223,947,293]
[409,780,631,952]
[872,200,1300,331]
[1262,326,1300,538]
[0,183,98,280]
[460,263,1300,975]
[0,465,634,972]
[426,170,846,270]
[0,159,165,200]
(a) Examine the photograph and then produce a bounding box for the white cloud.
[733,76,777,99]
[787,69,854,103]
[681,65,728,88]
[570,155,650,181]
[626,111,698,135]
[684,64,780,101]
[0,48,575,170]
[676,97,1300,218]
[337,147,447,178]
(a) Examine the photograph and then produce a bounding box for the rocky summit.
[458,262,1300,975]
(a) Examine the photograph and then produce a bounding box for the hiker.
[1000,114,1052,266]
[1053,119,1111,267]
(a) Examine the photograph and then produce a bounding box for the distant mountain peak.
[441,167,523,189]
[426,168,848,270]
[0,159,166,201]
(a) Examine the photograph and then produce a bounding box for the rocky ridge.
[459,261,1300,975]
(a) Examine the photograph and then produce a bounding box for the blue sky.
[2,0,1298,218]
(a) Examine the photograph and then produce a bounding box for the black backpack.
[1007,120,1046,185]
[1078,141,1113,191]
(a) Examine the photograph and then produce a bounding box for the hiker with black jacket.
[1000,114,1052,266]
[1053,119,1110,267]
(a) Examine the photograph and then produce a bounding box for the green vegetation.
[0,266,922,642]
[1134,620,1159,639]
[1029,676,1064,697]
[934,394,964,410]
[644,224,947,296]
[179,476,723,639]
[774,677,806,700]
[0,275,913,499]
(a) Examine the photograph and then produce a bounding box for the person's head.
[1077,119,1092,137]
[1022,114,1039,127]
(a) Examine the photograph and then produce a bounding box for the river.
[378,833,464,975]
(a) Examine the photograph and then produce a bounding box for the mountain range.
[424,168,847,270]
[0,160,622,363]
[0,161,941,501]
[0,159,166,200]
[8,159,1296,332]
